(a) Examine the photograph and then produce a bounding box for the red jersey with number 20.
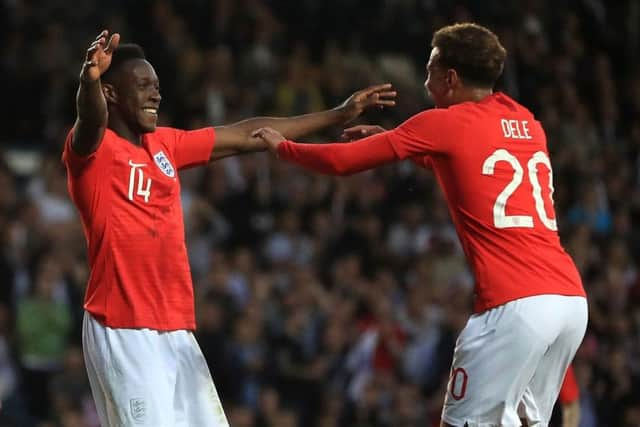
[63,127,215,330]
[278,93,585,312]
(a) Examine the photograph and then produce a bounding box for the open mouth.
[142,107,158,116]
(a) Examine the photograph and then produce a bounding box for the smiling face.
[109,59,161,134]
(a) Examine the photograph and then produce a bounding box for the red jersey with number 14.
[278,93,585,312]
[63,127,215,330]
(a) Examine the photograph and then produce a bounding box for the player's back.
[429,93,585,311]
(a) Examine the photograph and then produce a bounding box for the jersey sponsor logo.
[129,398,146,423]
[153,151,175,178]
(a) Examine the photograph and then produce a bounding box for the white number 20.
[482,149,557,230]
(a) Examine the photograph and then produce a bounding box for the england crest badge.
[153,151,175,178]
[129,398,146,423]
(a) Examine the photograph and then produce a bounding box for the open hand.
[251,127,286,154]
[335,84,396,123]
[341,124,387,141]
[80,30,120,83]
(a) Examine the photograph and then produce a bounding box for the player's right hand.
[251,127,286,155]
[341,125,387,141]
[80,30,120,83]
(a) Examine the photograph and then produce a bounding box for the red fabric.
[63,127,215,330]
[559,365,580,404]
[278,93,585,312]
[358,318,406,373]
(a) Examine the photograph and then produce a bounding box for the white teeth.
[143,108,157,114]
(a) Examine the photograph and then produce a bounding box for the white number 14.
[128,160,152,203]
[482,149,557,230]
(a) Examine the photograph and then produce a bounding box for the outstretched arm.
[71,30,120,156]
[252,127,401,176]
[210,84,396,161]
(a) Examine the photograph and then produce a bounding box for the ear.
[446,69,460,88]
[102,83,118,104]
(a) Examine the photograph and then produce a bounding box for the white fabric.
[83,312,228,427]
[441,294,588,427]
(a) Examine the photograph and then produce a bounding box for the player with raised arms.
[63,30,396,427]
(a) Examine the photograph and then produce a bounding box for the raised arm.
[71,30,120,156]
[209,84,396,161]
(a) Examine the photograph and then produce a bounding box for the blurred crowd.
[1,0,640,426]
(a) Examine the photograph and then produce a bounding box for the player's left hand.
[335,83,396,123]
[341,124,387,140]
[252,127,286,154]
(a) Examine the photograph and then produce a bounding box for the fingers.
[85,44,100,63]
[343,125,368,133]
[341,125,386,140]
[361,83,393,94]
[251,128,266,138]
[90,38,106,49]
[341,126,365,140]
[94,30,108,42]
[89,30,108,51]
[376,90,397,99]
[371,90,396,106]
[105,33,120,54]
[86,30,119,58]
[251,128,285,149]
[85,31,108,62]
[251,127,275,140]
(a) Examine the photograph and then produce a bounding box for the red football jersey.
[278,93,585,312]
[63,127,215,330]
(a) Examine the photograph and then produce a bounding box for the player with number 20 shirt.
[254,22,587,427]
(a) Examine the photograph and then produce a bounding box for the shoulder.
[148,127,181,142]
[398,108,456,130]
[483,92,536,118]
[151,126,215,143]
[145,127,182,150]
[63,127,117,168]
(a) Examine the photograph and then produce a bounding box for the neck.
[455,86,493,104]
[108,114,143,146]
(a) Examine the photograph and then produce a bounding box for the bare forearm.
[212,109,349,160]
[76,79,107,126]
[229,108,348,139]
[71,30,119,156]
[72,79,108,155]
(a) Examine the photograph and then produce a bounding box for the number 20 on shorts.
[482,149,557,230]
[450,367,468,400]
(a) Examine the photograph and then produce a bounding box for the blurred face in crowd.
[105,59,161,134]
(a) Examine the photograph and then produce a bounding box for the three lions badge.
[153,151,175,178]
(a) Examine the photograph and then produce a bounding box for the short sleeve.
[386,109,452,159]
[61,129,107,177]
[170,127,216,170]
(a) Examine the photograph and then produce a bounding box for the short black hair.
[102,43,146,83]
[431,23,506,88]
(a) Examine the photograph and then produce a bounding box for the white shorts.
[82,312,229,427]
[441,294,588,427]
